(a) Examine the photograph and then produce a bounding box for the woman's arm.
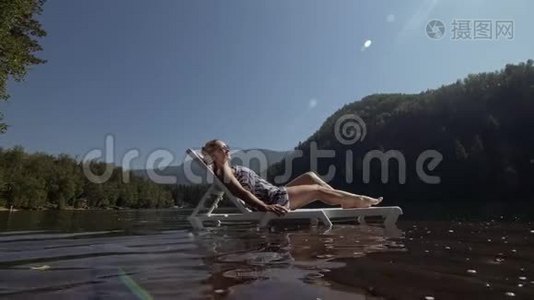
[219,164,288,216]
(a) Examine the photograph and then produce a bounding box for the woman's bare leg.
[285,171,334,190]
[286,184,382,210]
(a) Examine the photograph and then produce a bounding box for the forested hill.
[0,149,178,210]
[268,60,534,203]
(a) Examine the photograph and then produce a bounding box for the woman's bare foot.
[342,196,383,209]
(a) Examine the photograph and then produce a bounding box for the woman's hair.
[200,139,221,164]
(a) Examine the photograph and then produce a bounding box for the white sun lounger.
[185,148,403,230]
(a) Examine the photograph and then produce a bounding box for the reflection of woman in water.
[201,139,383,216]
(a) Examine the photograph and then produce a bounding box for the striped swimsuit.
[231,165,289,207]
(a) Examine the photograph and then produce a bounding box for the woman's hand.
[260,204,290,216]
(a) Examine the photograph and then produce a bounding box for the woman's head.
[201,139,230,165]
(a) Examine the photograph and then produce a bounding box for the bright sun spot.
[360,39,372,52]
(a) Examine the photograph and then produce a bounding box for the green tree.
[83,182,106,208]
[0,113,6,134]
[470,135,484,156]
[0,146,183,209]
[9,174,47,208]
[0,0,47,132]
[0,164,6,206]
[118,181,139,208]
[47,154,82,209]
[454,139,468,160]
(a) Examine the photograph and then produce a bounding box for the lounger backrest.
[186,149,252,213]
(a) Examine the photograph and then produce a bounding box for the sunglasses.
[219,144,230,152]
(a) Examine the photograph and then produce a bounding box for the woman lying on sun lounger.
[201,139,383,216]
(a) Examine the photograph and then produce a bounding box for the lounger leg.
[188,216,204,230]
[195,186,216,213]
[259,214,272,228]
[207,192,224,214]
[384,223,403,238]
[318,212,333,228]
[384,212,400,226]
[357,215,366,225]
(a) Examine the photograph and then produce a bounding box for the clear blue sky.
[1,0,532,168]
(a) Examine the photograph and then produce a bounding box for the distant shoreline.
[0,206,190,212]
[0,206,18,212]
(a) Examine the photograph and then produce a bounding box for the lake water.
[1,203,534,299]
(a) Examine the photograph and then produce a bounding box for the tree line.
[0,146,209,209]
